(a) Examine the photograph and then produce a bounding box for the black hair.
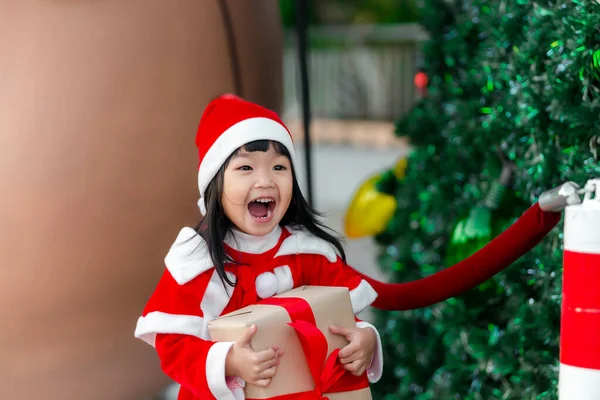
[194,140,347,288]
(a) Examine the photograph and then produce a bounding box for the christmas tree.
[367,0,600,398]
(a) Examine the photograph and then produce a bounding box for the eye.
[238,165,252,171]
[274,165,287,171]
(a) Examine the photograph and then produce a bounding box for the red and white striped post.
[559,179,600,399]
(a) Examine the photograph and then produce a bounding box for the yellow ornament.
[344,157,406,238]
[393,157,408,179]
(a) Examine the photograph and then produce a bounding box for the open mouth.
[247,197,276,222]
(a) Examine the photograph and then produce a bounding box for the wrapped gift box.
[207,285,372,400]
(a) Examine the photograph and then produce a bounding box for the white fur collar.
[224,225,282,254]
[164,227,213,285]
[164,225,339,285]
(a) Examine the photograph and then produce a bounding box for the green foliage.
[278,0,419,27]
[278,0,319,28]
[371,0,600,398]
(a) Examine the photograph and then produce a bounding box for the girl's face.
[222,143,293,236]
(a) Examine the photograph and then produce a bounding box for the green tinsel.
[371,0,600,399]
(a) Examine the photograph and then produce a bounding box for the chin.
[246,228,273,236]
[242,216,281,236]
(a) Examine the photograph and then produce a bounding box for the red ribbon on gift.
[251,296,370,400]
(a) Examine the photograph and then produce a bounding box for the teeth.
[250,198,274,220]
[256,208,273,219]
[254,198,273,203]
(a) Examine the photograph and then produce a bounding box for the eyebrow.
[231,152,288,160]
[230,152,251,160]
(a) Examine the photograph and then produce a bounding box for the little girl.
[135,94,563,400]
[135,95,385,400]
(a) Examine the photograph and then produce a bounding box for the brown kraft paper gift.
[208,286,373,400]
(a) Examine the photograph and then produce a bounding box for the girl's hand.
[225,324,284,387]
[329,325,376,376]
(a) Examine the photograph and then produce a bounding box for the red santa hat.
[195,94,296,215]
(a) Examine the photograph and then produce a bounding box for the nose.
[254,169,275,188]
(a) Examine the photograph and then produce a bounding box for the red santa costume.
[135,94,564,400]
[135,95,384,400]
[135,224,384,400]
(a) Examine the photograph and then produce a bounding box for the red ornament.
[414,72,428,89]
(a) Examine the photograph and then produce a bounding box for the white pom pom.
[255,272,278,299]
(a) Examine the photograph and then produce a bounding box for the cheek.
[223,186,245,204]
[279,175,293,204]
[221,185,247,223]
[222,174,249,207]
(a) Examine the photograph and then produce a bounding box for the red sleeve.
[155,334,235,400]
[134,269,237,400]
[346,203,561,310]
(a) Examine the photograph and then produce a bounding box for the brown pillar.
[0,1,282,399]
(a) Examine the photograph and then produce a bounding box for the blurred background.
[277,0,421,323]
[1,0,598,399]
[0,1,415,399]
[278,0,422,303]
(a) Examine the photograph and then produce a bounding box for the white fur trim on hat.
[198,198,207,216]
[197,117,296,215]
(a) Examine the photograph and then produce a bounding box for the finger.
[254,347,277,364]
[237,324,257,347]
[268,345,285,359]
[338,341,360,359]
[253,378,272,388]
[270,345,285,361]
[339,350,362,365]
[342,359,366,376]
[257,353,279,371]
[329,325,353,338]
[353,361,367,376]
[342,361,356,373]
[274,349,284,366]
[356,364,367,376]
[258,364,278,379]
